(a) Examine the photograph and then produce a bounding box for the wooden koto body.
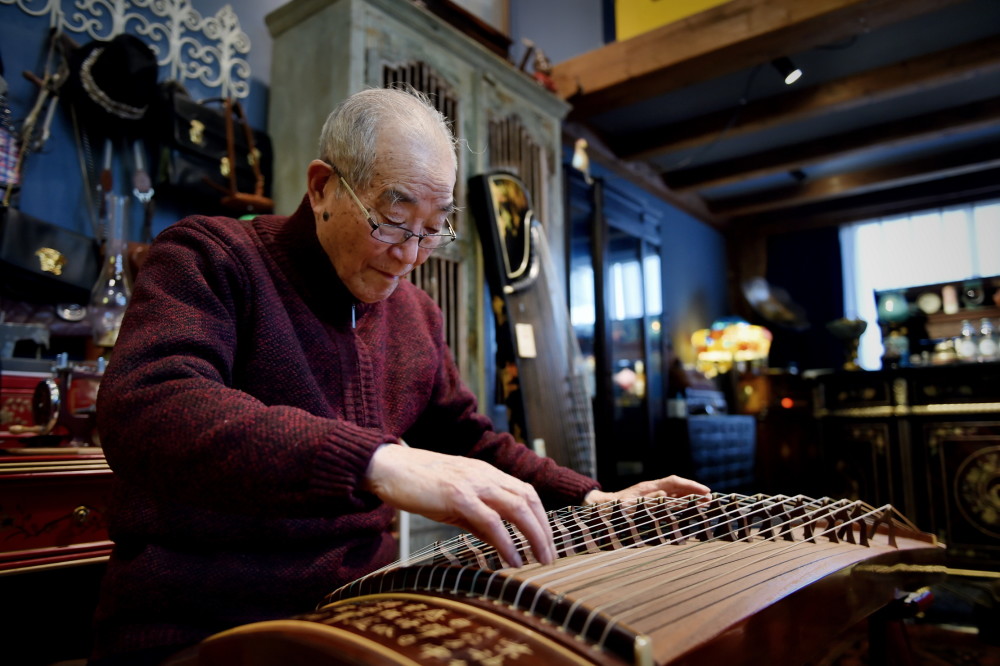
[172,493,943,666]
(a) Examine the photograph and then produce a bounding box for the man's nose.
[389,235,421,263]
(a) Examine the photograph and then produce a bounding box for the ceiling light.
[772,57,803,85]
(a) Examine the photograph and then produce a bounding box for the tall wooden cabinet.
[266,0,569,405]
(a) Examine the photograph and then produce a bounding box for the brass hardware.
[856,563,1000,579]
[911,402,1000,415]
[72,505,92,527]
[35,247,66,275]
[248,147,260,167]
[189,119,205,145]
[849,424,888,454]
[829,406,899,418]
[220,156,231,177]
[8,424,45,434]
[893,378,908,406]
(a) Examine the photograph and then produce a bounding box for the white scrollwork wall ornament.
[2,0,251,99]
[0,0,60,21]
[193,4,250,99]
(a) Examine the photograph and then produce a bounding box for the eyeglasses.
[336,170,457,250]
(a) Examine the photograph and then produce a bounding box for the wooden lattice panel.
[381,61,464,366]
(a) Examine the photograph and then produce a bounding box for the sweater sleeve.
[400,296,600,510]
[96,219,389,515]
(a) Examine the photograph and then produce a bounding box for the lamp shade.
[692,319,772,376]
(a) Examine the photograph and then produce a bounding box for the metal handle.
[72,505,92,527]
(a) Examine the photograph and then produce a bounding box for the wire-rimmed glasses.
[335,168,457,249]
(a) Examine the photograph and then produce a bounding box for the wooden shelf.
[877,277,1000,341]
[925,305,1000,340]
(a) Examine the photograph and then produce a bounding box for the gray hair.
[317,87,457,190]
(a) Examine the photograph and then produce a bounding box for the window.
[571,254,662,326]
[840,199,1000,369]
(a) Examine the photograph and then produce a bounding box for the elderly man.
[91,87,708,665]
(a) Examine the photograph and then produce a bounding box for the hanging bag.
[219,97,273,214]
[155,83,273,215]
[0,205,100,304]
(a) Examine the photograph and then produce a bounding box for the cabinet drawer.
[0,454,113,572]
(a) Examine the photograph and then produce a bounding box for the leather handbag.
[0,205,100,304]
[155,83,274,215]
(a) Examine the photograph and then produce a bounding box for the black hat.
[65,34,158,137]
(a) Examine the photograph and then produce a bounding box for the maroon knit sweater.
[92,196,598,659]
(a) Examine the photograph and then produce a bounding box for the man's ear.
[306,160,335,210]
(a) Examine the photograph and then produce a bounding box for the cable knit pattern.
[91,196,598,659]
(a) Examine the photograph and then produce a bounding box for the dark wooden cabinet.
[815,362,1000,567]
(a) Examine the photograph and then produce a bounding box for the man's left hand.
[583,475,711,505]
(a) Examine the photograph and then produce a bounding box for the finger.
[473,481,553,566]
[667,476,711,496]
[638,476,710,498]
[523,483,556,563]
[501,485,555,565]
[451,495,524,568]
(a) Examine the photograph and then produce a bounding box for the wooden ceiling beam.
[614,36,1000,161]
[739,167,1000,234]
[666,97,1000,193]
[550,0,964,118]
[709,140,1000,217]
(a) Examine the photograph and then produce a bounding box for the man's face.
[314,128,456,303]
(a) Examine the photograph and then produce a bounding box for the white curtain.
[840,199,1000,369]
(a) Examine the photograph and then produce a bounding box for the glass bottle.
[955,319,978,362]
[979,318,998,362]
[883,328,909,368]
[90,194,133,347]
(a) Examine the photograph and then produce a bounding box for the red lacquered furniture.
[0,448,113,573]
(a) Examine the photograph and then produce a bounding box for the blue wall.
[578,157,730,360]
[0,0,281,240]
[509,0,607,66]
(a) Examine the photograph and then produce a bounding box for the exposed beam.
[739,167,1000,234]
[709,140,1000,217]
[550,0,964,118]
[613,36,1000,161]
[666,97,1000,193]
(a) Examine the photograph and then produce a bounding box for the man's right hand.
[363,443,556,568]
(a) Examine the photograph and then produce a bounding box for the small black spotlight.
[772,57,803,85]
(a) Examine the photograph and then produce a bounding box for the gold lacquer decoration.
[189,119,205,145]
[955,444,1000,539]
[849,424,889,456]
[220,156,230,177]
[35,247,66,275]
[298,593,590,666]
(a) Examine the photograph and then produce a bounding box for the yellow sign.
[616,0,732,41]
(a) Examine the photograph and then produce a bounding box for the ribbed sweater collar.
[254,195,374,326]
